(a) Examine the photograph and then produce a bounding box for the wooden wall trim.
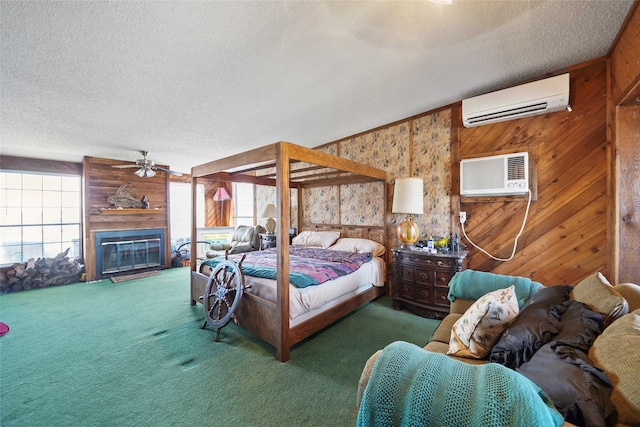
[0,155,82,175]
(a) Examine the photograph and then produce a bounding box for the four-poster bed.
[189,142,388,361]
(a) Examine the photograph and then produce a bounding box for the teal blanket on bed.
[357,341,563,427]
[447,269,543,308]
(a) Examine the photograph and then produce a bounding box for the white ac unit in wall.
[462,73,569,127]
[460,152,529,197]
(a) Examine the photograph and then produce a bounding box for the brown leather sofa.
[357,272,640,426]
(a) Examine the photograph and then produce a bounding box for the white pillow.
[448,285,520,359]
[328,238,385,257]
[291,231,340,249]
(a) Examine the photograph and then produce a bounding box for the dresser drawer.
[415,284,432,305]
[399,281,414,299]
[415,268,434,286]
[434,287,450,308]
[435,270,453,285]
[401,265,415,282]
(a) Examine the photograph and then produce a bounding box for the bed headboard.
[299,223,386,245]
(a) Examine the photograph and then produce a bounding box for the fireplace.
[95,229,164,278]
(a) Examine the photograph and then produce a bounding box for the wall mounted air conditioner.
[460,152,528,197]
[462,73,569,127]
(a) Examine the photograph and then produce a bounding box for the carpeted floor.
[0,268,440,427]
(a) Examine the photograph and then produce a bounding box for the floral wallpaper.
[340,183,385,225]
[303,110,452,250]
[412,110,452,239]
[254,112,452,248]
[255,185,298,229]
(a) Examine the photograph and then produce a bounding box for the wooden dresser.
[392,248,468,319]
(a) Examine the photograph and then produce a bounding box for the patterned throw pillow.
[448,285,520,359]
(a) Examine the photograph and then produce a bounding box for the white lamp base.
[265,217,276,235]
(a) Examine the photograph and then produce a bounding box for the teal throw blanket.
[448,269,543,308]
[357,341,563,427]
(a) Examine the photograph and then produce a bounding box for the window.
[169,182,204,240]
[0,172,82,265]
[233,183,254,226]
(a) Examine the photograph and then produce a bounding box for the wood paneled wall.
[457,61,609,285]
[609,2,640,284]
[205,181,232,227]
[609,2,640,106]
[82,156,171,280]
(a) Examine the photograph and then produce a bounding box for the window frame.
[233,182,255,226]
[1,170,83,266]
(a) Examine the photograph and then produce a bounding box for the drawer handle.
[436,260,443,266]
[439,277,446,282]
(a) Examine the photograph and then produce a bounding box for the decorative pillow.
[291,230,340,248]
[570,272,628,326]
[589,309,640,426]
[490,285,572,369]
[327,238,385,257]
[448,285,519,359]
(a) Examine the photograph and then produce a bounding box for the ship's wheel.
[201,255,246,342]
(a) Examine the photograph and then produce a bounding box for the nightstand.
[259,233,277,250]
[392,248,468,319]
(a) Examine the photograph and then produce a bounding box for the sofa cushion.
[448,285,519,359]
[570,272,628,326]
[430,313,462,344]
[614,283,640,312]
[229,225,254,246]
[252,224,266,250]
[589,309,640,426]
[490,285,572,369]
[424,341,487,365]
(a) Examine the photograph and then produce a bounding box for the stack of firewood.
[1,248,84,293]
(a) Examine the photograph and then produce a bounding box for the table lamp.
[262,203,277,234]
[392,177,424,248]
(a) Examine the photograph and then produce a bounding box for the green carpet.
[0,268,440,427]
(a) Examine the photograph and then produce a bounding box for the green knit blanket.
[357,341,563,427]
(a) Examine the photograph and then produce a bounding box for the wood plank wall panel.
[0,155,82,175]
[609,2,640,104]
[609,3,640,284]
[458,61,609,285]
[616,105,640,283]
[204,180,231,227]
[82,156,170,280]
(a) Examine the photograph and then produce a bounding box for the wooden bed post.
[190,177,198,273]
[276,142,292,362]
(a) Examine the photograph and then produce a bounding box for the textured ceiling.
[0,1,634,174]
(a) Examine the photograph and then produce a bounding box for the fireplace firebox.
[95,229,164,278]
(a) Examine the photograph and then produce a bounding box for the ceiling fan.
[111,150,183,177]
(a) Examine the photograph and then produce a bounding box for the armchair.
[205,225,266,258]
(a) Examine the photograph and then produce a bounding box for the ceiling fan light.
[135,168,145,177]
[146,169,156,178]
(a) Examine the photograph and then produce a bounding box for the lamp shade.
[135,167,155,178]
[392,178,423,214]
[213,187,231,201]
[261,204,276,218]
[261,204,277,234]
